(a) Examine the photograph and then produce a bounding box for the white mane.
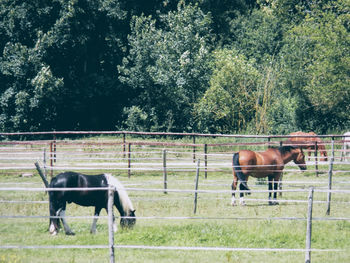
[104,174,134,213]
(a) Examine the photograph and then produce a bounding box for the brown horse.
[289,131,328,161]
[231,146,306,206]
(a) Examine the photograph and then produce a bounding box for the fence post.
[53,136,57,164]
[35,161,49,188]
[128,143,131,178]
[108,186,115,263]
[49,142,53,177]
[314,141,318,177]
[326,138,335,215]
[43,148,47,178]
[204,144,208,179]
[163,149,167,194]
[192,135,196,163]
[305,187,314,263]
[193,159,200,214]
[123,133,126,159]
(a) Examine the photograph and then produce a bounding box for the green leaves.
[0,0,348,133]
[194,48,260,133]
[279,1,350,131]
[119,3,214,132]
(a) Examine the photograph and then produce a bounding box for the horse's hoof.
[50,231,58,236]
[66,231,75,236]
[239,197,246,206]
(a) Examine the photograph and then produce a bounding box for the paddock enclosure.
[0,131,349,263]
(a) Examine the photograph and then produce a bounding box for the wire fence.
[0,185,349,263]
[0,131,349,175]
[0,131,350,262]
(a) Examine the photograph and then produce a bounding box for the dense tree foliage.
[119,3,214,131]
[0,0,349,134]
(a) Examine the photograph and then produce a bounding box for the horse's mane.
[269,145,297,154]
[279,145,297,154]
[104,174,134,213]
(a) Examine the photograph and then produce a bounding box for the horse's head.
[293,147,307,170]
[120,210,136,228]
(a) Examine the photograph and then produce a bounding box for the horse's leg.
[308,147,312,161]
[239,182,246,206]
[273,175,279,205]
[278,173,283,197]
[49,197,65,235]
[49,204,61,235]
[58,208,75,235]
[91,207,102,234]
[268,175,273,205]
[231,174,238,206]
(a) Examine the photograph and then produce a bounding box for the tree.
[228,8,284,64]
[279,0,350,132]
[119,3,214,132]
[0,0,130,131]
[194,48,261,133]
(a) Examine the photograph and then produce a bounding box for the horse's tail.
[232,152,250,192]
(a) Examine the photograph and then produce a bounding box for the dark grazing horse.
[289,131,328,161]
[49,172,136,235]
[231,146,306,206]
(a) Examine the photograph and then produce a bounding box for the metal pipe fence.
[0,186,349,263]
[0,131,349,262]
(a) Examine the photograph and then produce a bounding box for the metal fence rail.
[0,186,349,263]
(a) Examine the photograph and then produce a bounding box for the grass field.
[1,165,350,263]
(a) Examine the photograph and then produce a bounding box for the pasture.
[0,133,350,262]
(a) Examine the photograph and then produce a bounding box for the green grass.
[0,169,350,262]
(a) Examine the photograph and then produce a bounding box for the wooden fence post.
[204,144,208,179]
[35,162,49,188]
[49,142,53,177]
[163,149,167,194]
[43,148,47,178]
[305,187,314,263]
[108,186,115,263]
[315,141,319,177]
[123,133,126,158]
[192,135,196,163]
[193,159,200,214]
[53,136,57,164]
[326,138,335,215]
[128,143,131,178]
